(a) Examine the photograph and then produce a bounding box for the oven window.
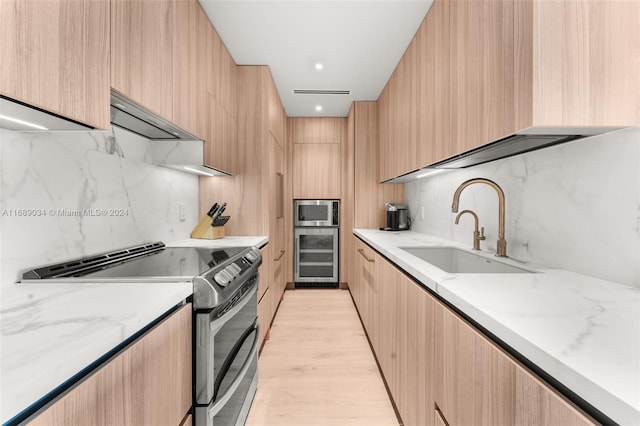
[213,323,258,424]
[299,234,333,250]
[298,204,329,222]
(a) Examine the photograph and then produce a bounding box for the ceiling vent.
[293,90,351,95]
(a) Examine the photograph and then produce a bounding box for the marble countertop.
[0,281,192,424]
[167,236,268,249]
[354,229,640,426]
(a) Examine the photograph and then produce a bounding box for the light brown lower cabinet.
[29,304,192,426]
[434,408,448,426]
[350,241,597,426]
[179,413,192,426]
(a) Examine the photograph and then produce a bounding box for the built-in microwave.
[294,200,339,227]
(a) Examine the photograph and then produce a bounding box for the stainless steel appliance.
[294,199,339,227]
[22,243,262,426]
[294,200,339,286]
[384,203,409,231]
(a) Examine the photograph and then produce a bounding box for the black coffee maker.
[384,203,409,231]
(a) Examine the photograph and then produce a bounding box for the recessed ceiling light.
[315,105,322,112]
[314,63,323,71]
[0,114,48,130]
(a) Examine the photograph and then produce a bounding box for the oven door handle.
[207,321,260,419]
[210,280,258,334]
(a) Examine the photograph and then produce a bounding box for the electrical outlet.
[179,203,185,222]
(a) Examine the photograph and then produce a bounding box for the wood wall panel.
[291,118,346,144]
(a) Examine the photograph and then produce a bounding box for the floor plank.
[246,289,399,426]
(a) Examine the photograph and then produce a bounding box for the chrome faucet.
[455,209,486,250]
[452,178,507,257]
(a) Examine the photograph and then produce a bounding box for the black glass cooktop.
[22,245,248,281]
[83,247,247,279]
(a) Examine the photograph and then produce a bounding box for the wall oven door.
[294,200,339,227]
[294,227,339,283]
[194,283,259,426]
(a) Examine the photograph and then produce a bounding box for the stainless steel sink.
[399,246,534,274]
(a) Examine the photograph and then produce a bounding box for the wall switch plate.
[179,203,185,222]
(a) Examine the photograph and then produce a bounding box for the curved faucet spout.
[451,178,507,257]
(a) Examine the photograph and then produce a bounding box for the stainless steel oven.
[22,243,263,426]
[294,199,339,227]
[194,275,259,426]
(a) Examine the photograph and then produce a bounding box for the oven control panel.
[214,248,261,287]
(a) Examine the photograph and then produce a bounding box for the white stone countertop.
[354,229,640,426]
[167,236,268,249]
[0,281,192,424]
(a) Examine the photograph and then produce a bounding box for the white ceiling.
[198,0,433,117]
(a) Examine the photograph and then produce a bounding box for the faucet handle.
[479,227,486,240]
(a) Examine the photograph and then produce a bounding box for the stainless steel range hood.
[432,133,582,169]
[110,92,229,177]
[110,92,196,140]
[385,126,625,183]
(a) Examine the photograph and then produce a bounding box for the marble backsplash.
[0,127,199,285]
[406,127,640,288]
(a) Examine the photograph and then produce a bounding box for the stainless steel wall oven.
[294,200,339,286]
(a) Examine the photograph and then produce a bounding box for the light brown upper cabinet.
[293,143,341,199]
[173,0,199,139]
[266,71,286,147]
[204,95,237,175]
[111,0,174,121]
[0,0,110,129]
[450,0,515,155]
[291,117,345,199]
[514,0,640,130]
[378,0,640,181]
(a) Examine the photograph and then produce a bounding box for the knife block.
[191,215,225,240]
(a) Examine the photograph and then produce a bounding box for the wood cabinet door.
[30,305,191,426]
[396,38,418,175]
[0,0,110,129]
[449,0,514,155]
[377,259,400,399]
[123,304,192,426]
[29,357,126,426]
[397,275,435,426]
[434,301,595,426]
[515,0,640,129]
[173,0,198,138]
[292,143,341,199]
[111,0,174,121]
[515,363,595,426]
[416,0,451,167]
[269,133,286,304]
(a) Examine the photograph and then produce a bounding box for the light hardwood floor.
[246,289,399,426]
